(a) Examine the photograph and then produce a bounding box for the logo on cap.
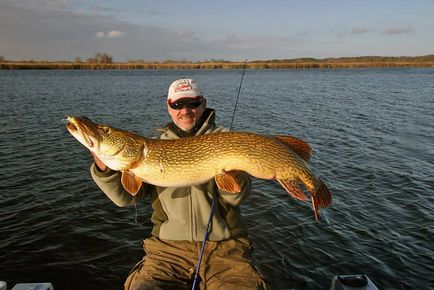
[174,82,193,93]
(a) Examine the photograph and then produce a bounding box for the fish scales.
[142,132,306,182]
[66,116,332,221]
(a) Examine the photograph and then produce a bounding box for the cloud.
[0,2,339,61]
[383,26,415,35]
[176,31,201,41]
[87,5,124,14]
[351,27,370,34]
[5,0,80,11]
[95,31,105,38]
[221,34,302,51]
[95,30,123,38]
[7,0,426,61]
[107,30,123,38]
[136,9,165,16]
[0,0,312,61]
[0,2,131,59]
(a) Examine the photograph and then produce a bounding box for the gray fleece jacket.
[90,109,251,241]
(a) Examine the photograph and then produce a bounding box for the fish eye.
[101,126,110,133]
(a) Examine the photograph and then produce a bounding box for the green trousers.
[125,236,268,290]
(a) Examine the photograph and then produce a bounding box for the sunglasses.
[168,98,203,110]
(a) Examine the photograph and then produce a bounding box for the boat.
[0,281,53,290]
[330,274,379,290]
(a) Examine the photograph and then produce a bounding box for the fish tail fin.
[311,178,332,222]
[311,195,319,222]
[316,178,332,208]
[277,179,308,201]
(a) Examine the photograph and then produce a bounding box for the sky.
[1,0,433,61]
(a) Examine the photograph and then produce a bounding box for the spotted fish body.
[141,133,309,188]
[67,116,332,221]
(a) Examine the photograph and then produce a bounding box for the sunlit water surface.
[1,69,433,289]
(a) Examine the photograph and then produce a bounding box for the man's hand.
[91,152,108,172]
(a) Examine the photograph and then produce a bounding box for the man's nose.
[179,107,192,113]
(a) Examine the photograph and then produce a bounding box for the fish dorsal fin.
[275,135,312,162]
[215,171,241,194]
[121,171,142,196]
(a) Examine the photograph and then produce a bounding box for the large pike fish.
[66,116,332,221]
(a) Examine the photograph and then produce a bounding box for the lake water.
[0,69,433,290]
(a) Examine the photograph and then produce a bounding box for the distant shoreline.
[1,55,434,70]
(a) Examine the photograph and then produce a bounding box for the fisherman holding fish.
[89,79,269,289]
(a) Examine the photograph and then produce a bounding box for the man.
[90,79,268,290]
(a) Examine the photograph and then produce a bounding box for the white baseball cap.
[167,78,203,102]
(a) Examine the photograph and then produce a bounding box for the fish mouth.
[66,121,77,132]
[67,116,96,148]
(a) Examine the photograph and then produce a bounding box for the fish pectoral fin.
[121,171,142,196]
[277,179,308,201]
[215,171,241,194]
[275,135,312,162]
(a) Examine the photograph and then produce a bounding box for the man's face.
[167,97,206,132]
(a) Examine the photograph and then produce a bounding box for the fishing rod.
[230,59,248,130]
[192,59,248,290]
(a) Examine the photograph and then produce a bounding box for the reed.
[1,55,434,70]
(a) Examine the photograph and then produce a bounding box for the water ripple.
[1,69,434,289]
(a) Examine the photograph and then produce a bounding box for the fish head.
[66,116,144,171]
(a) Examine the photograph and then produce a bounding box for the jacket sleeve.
[217,171,251,206]
[90,163,150,207]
